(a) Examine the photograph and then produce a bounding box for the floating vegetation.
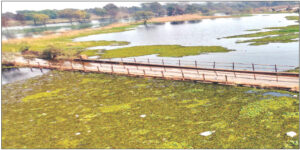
[245,29,260,31]
[101,45,233,58]
[224,24,299,45]
[2,71,299,148]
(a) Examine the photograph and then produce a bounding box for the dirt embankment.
[148,14,232,23]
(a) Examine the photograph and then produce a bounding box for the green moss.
[101,45,232,58]
[99,103,131,113]
[239,98,296,118]
[2,71,299,148]
[132,129,150,135]
[181,99,210,108]
[160,141,191,149]
[282,112,299,119]
[22,88,65,102]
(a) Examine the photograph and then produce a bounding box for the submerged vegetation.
[101,45,232,58]
[225,16,299,45]
[2,24,138,58]
[2,71,299,148]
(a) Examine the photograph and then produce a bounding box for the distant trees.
[58,9,88,23]
[103,3,119,18]
[185,4,199,14]
[92,8,106,17]
[2,16,10,28]
[33,14,49,25]
[133,11,154,24]
[166,4,184,16]
[15,14,26,25]
[141,2,165,17]
[2,1,299,27]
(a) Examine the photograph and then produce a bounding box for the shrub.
[40,46,62,60]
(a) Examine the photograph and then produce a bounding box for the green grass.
[100,45,233,58]
[287,67,299,73]
[2,24,140,57]
[225,25,299,45]
[2,71,299,148]
[80,50,100,57]
[245,29,261,31]
[285,16,299,21]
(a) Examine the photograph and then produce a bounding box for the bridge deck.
[4,57,299,92]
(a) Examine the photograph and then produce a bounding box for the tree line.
[2,1,298,27]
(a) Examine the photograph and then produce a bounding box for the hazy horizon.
[2,2,204,13]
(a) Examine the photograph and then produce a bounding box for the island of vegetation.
[100,45,232,58]
[224,16,299,45]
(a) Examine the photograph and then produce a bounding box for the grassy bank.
[224,16,299,45]
[287,67,299,73]
[2,23,139,57]
[2,71,299,148]
[148,14,237,23]
[100,45,233,58]
[285,16,299,21]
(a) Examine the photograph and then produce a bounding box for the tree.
[40,46,62,60]
[2,16,10,28]
[133,11,154,25]
[74,10,87,22]
[58,9,77,23]
[39,10,58,19]
[185,4,199,14]
[93,8,107,16]
[33,14,49,25]
[149,2,165,16]
[15,14,26,25]
[166,5,176,16]
[103,3,119,18]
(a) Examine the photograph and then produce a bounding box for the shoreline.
[2,14,242,43]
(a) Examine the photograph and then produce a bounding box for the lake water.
[74,13,299,68]
[2,18,133,40]
[2,68,50,85]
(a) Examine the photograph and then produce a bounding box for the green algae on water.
[2,71,299,148]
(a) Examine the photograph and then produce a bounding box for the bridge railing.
[6,58,298,88]
[94,57,298,73]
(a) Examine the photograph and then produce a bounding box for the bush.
[40,46,62,60]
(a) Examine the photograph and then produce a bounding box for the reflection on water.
[2,18,121,40]
[2,68,50,85]
[170,21,185,25]
[74,13,298,67]
[188,20,202,24]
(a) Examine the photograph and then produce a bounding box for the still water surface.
[75,13,299,67]
[2,68,50,85]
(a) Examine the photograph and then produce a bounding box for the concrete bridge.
[3,57,299,92]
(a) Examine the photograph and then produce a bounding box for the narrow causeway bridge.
[3,57,299,92]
